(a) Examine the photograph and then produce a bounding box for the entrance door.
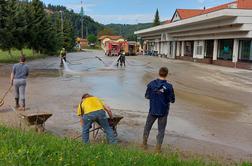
[184,41,194,57]
[206,40,214,59]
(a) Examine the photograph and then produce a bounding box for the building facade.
[135,0,252,69]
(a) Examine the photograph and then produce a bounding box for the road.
[1,50,252,162]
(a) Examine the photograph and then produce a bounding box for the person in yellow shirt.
[77,93,117,144]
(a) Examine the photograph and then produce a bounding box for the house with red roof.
[135,0,252,69]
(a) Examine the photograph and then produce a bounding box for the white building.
[135,0,252,69]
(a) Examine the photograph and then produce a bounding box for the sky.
[42,0,234,25]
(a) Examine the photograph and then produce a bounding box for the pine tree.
[30,0,49,54]
[1,0,18,56]
[0,0,8,49]
[13,1,29,54]
[153,9,160,27]
[62,18,75,51]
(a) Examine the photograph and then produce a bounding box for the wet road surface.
[1,50,252,161]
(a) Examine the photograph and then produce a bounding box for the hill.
[105,23,152,40]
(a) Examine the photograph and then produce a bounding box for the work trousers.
[143,113,168,145]
[13,79,26,100]
[82,110,117,144]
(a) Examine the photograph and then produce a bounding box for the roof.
[238,0,252,8]
[176,9,203,20]
[99,35,124,40]
[171,0,252,22]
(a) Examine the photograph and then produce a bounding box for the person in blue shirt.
[143,67,175,153]
[10,55,29,111]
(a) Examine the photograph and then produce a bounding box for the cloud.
[90,14,156,24]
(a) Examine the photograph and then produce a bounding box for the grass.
[0,126,251,166]
[0,49,47,63]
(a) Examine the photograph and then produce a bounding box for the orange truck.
[104,41,138,56]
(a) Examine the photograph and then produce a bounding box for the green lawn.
[0,126,251,166]
[0,49,47,63]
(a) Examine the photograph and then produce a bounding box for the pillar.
[213,39,218,61]
[176,41,181,57]
[181,41,185,57]
[233,39,239,63]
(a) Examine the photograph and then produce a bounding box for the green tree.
[0,0,8,50]
[1,0,18,56]
[87,34,97,44]
[13,1,29,55]
[29,0,58,54]
[153,9,160,27]
[97,28,114,37]
[62,18,75,51]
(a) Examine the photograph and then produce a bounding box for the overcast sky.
[42,0,233,24]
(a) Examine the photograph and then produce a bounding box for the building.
[99,35,125,51]
[135,0,252,69]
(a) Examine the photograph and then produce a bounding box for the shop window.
[239,40,252,62]
[218,39,233,61]
[184,41,194,57]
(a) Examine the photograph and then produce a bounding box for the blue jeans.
[82,110,117,144]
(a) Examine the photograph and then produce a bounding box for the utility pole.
[60,10,64,35]
[80,1,84,38]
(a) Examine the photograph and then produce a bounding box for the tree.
[0,0,8,50]
[97,28,114,37]
[1,0,18,56]
[29,0,59,54]
[62,18,75,51]
[87,34,97,44]
[153,9,160,27]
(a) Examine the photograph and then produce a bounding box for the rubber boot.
[15,98,20,109]
[141,137,148,150]
[19,99,25,111]
[155,144,162,153]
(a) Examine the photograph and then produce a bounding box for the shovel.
[0,85,12,107]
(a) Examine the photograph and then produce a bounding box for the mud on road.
[1,50,252,162]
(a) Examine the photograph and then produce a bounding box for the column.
[176,41,180,57]
[181,41,185,57]
[172,41,176,59]
[213,39,218,61]
[233,39,239,63]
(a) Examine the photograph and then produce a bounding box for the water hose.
[0,85,12,107]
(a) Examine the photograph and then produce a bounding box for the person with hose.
[60,48,67,66]
[10,55,29,111]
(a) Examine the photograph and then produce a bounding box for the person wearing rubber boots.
[10,55,29,111]
[143,67,175,153]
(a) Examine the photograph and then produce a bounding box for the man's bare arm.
[103,104,113,119]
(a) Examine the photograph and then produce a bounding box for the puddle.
[29,69,61,78]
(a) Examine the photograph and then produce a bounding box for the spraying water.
[105,55,121,69]
[63,60,88,74]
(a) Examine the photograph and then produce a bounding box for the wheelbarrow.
[75,116,123,140]
[91,116,123,140]
[18,112,52,132]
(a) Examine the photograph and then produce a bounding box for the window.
[196,46,203,55]
[239,40,252,62]
[218,39,233,61]
[162,33,166,41]
[184,41,194,57]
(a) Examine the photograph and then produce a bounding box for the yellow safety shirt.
[77,97,104,116]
